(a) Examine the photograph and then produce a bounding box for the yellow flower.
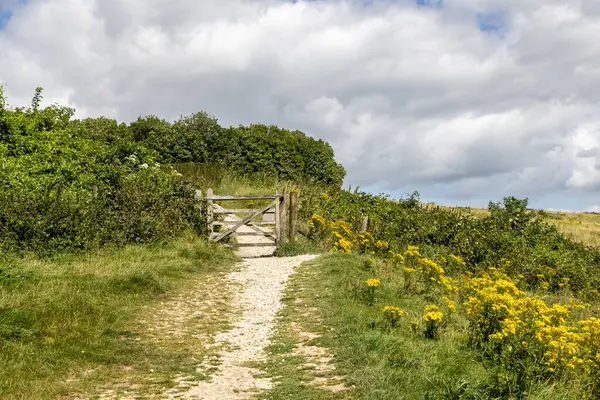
[423,305,443,323]
[410,320,420,332]
[423,311,443,322]
[442,296,456,313]
[382,305,406,324]
[366,278,380,288]
[449,254,466,268]
[374,240,389,249]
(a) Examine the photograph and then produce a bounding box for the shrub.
[0,87,204,254]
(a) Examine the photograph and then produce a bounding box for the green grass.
[0,235,240,399]
[273,236,324,257]
[260,253,583,399]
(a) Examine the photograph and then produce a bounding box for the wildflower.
[333,238,353,254]
[410,320,420,333]
[366,278,380,288]
[449,254,467,269]
[423,305,443,339]
[374,240,389,249]
[364,278,380,306]
[382,306,406,327]
[404,245,422,258]
[558,277,570,289]
[442,296,456,313]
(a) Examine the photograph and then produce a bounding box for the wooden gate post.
[207,188,214,239]
[280,191,287,245]
[275,190,281,246]
[289,191,299,242]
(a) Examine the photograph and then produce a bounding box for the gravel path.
[179,254,317,399]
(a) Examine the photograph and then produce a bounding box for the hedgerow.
[0,87,204,254]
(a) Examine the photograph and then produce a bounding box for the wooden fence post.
[289,191,299,242]
[361,215,369,232]
[207,188,214,240]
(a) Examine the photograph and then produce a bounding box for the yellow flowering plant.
[423,304,443,339]
[364,278,380,306]
[382,305,406,328]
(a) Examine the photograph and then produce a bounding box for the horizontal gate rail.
[211,221,275,226]
[206,194,281,201]
[213,208,276,214]
[225,243,279,248]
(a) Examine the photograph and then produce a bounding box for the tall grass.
[0,235,239,399]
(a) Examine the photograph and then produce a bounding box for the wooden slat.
[275,190,282,246]
[213,208,275,214]
[226,243,277,248]
[280,191,287,243]
[206,195,282,201]
[211,221,275,226]
[209,232,275,240]
[207,188,214,238]
[234,232,276,237]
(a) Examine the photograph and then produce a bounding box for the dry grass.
[544,211,600,248]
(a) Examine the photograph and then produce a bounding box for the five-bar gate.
[196,189,297,249]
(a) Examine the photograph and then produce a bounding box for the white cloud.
[3,0,600,209]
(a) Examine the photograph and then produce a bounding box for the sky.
[1,0,600,211]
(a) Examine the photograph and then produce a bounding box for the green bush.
[0,87,204,254]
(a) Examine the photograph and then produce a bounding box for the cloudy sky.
[2,0,600,210]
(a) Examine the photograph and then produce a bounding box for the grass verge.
[0,235,240,399]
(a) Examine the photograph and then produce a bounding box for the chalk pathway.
[176,254,317,399]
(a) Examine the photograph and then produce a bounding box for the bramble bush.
[0,84,347,254]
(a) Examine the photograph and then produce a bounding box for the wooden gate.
[196,189,297,248]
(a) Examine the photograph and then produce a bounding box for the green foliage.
[304,188,600,297]
[131,115,346,186]
[0,88,204,254]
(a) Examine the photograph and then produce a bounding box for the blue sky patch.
[0,10,12,29]
[416,0,442,8]
[477,11,506,34]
